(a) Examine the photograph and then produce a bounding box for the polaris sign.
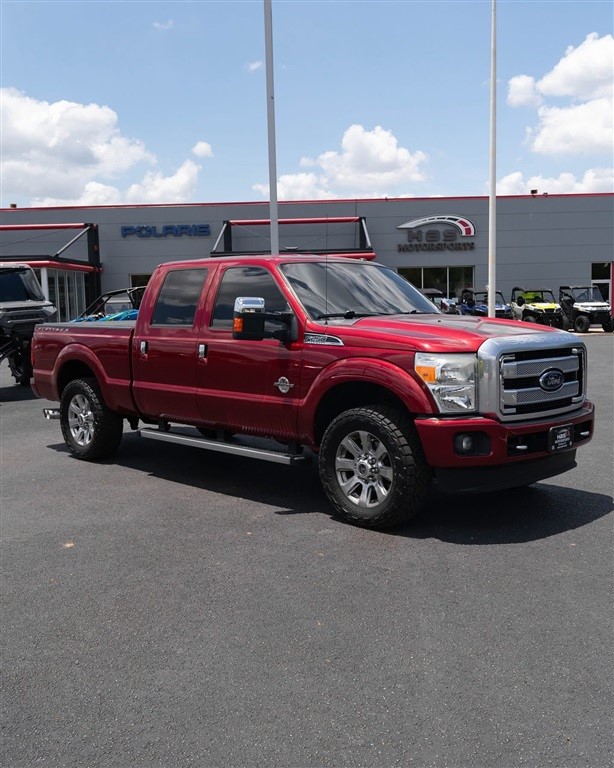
[121,224,211,239]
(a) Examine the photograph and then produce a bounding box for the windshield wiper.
[316,310,380,320]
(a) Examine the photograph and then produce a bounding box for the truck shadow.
[0,384,37,403]
[48,432,612,545]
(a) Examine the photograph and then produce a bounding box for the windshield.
[570,286,605,302]
[279,261,439,320]
[0,268,45,302]
[474,291,506,304]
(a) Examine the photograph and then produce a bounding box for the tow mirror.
[233,297,266,340]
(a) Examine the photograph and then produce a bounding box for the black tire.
[523,314,537,323]
[318,405,430,530]
[602,320,613,332]
[562,315,571,331]
[8,351,32,386]
[573,315,591,333]
[60,378,123,460]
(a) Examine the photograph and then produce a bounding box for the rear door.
[195,265,302,440]
[132,266,211,422]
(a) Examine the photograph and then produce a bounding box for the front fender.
[298,357,434,441]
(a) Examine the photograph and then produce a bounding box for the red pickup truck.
[32,254,594,530]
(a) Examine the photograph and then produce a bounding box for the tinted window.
[151,268,207,326]
[211,266,289,330]
[0,268,45,302]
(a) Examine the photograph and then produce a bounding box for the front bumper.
[414,401,594,492]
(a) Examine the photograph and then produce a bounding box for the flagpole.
[488,0,497,317]
[264,0,279,255]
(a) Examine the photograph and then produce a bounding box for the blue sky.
[1,0,612,208]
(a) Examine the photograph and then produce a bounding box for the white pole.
[488,0,497,317]
[264,0,279,255]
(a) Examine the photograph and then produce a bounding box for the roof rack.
[210,216,375,259]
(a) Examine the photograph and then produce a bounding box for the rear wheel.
[602,320,613,332]
[60,378,123,460]
[523,314,537,323]
[573,315,591,333]
[8,351,32,386]
[319,406,430,530]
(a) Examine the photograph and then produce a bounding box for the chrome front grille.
[478,333,587,422]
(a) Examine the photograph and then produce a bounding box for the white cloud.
[247,61,263,72]
[124,160,200,203]
[507,33,614,156]
[1,88,203,206]
[528,98,613,155]
[192,141,213,158]
[254,124,428,200]
[538,33,613,100]
[153,20,174,31]
[497,168,613,195]
[507,75,541,108]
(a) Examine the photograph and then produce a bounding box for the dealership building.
[1,192,612,321]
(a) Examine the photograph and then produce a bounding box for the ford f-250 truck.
[32,254,594,530]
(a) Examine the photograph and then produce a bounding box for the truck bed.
[32,320,136,413]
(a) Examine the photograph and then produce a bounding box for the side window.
[211,266,289,331]
[151,268,208,326]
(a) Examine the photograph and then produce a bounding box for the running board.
[43,408,61,420]
[139,428,307,465]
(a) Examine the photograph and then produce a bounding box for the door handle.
[198,343,207,359]
[140,340,148,355]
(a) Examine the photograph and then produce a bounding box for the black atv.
[559,285,613,333]
[0,264,57,385]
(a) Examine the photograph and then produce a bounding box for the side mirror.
[233,297,266,340]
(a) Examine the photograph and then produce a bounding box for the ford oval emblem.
[539,369,565,392]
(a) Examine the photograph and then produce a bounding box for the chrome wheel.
[67,393,95,447]
[334,429,393,508]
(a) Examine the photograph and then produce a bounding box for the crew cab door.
[132,266,210,421]
[196,265,302,440]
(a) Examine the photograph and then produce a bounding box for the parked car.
[458,288,513,319]
[559,285,612,333]
[510,287,567,328]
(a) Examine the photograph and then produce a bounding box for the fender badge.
[274,377,294,394]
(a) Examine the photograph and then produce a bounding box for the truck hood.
[321,313,567,353]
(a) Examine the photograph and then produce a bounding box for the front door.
[196,265,302,441]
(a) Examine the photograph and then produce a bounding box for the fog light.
[454,431,492,457]
[455,433,475,454]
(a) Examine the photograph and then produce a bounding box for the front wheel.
[60,378,123,460]
[523,314,537,323]
[602,320,613,332]
[318,406,430,530]
[573,315,591,333]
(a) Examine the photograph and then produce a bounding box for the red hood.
[312,314,566,353]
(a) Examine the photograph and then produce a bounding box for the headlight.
[415,353,478,413]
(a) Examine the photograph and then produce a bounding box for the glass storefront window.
[398,266,474,298]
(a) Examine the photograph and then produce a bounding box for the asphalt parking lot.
[1,333,612,768]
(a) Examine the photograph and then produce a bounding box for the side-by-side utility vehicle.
[32,254,594,530]
[558,285,612,333]
[510,287,567,329]
[1,263,57,385]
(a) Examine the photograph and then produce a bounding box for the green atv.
[510,287,568,329]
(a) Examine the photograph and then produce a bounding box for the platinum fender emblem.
[539,369,565,392]
[274,377,294,394]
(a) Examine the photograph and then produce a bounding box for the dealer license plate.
[548,424,574,452]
